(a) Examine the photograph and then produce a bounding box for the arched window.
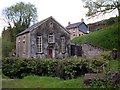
[37,35,42,53]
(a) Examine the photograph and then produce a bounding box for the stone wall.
[81,43,104,58]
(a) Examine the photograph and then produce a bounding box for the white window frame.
[48,34,55,43]
[37,36,43,53]
[61,37,65,53]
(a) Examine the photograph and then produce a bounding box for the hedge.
[2,57,109,79]
[2,57,90,79]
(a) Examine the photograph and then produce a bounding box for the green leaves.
[3,2,37,27]
[2,2,38,58]
[2,57,89,79]
[83,0,120,17]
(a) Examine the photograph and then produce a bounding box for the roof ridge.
[16,16,52,36]
[69,22,82,25]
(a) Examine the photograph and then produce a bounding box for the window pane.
[37,36,42,53]
[61,37,65,53]
[48,35,54,43]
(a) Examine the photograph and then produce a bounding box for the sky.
[0,0,118,36]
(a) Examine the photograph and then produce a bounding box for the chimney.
[81,18,84,22]
[68,22,71,25]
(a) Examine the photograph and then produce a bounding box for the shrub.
[89,79,116,88]
[2,57,89,79]
[87,51,112,73]
[84,72,120,88]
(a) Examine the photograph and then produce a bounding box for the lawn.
[2,76,84,88]
[109,59,120,72]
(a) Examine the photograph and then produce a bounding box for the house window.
[48,34,55,43]
[79,34,81,36]
[61,37,65,53]
[37,36,43,53]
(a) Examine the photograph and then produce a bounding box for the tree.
[2,2,38,58]
[82,0,120,18]
[2,2,37,33]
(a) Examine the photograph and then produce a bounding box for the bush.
[89,78,120,88]
[2,57,89,79]
[84,72,120,88]
[89,79,118,88]
[87,51,112,73]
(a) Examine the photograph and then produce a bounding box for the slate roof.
[66,22,89,34]
[17,16,70,36]
[16,17,50,36]
[66,22,82,29]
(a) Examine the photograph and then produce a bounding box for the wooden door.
[48,48,53,58]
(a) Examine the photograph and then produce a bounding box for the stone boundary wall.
[81,43,105,58]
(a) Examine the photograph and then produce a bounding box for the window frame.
[61,37,65,54]
[37,35,43,53]
[48,34,55,43]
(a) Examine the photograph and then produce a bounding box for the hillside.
[72,23,120,50]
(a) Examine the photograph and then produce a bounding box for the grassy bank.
[72,23,120,50]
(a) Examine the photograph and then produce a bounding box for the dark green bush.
[89,79,120,88]
[2,57,89,79]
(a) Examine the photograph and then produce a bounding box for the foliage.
[82,0,120,18]
[2,2,37,33]
[87,72,120,88]
[2,28,16,58]
[72,23,120,50]
[109,59,120,72]
[2,74,10,79]
[3,55,119,79]
[89,79,120,88]
[2,76,83,88]
[2,2,38,58]
[2,57,120,88]
[2,57,89,79]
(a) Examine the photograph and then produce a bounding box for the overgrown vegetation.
[88,79,120,88]
[2,57,89,79]
[2,53,120,88]
[2,52,119,80]
[2,2,37,58]
[72,23,120,50]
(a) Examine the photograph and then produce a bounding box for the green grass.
[2,76,84,88]
[72,23,120,50]
[109,60,120,72]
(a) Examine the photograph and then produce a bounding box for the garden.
[2,51,120,88]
